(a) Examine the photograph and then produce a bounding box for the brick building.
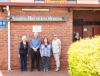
[0,0,100,70]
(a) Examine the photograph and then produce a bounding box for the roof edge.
[0,2,100,8]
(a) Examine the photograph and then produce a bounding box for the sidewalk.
[0,70,70,76]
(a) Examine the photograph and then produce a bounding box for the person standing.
[30,32,41,71]
[40,37,51,72]
[19,35,28,71]
[52,34,61,72]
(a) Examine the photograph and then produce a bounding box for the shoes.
[43,68,48,72]
[30,68,34,72]
[55,67,60,72]
[21,69,27,72]
[37,69,40,71]
[21,69,24,71]
[43,69,46,72]
[46,69,48,72]
[30,68,40,71]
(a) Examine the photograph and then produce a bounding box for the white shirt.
[52,39,61,54]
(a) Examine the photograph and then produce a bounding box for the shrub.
[68,36,100,76]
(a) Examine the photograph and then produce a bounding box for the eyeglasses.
[54,35,57,37]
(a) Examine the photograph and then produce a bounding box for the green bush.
[68,36,100,76]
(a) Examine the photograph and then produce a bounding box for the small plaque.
[32,26,42,32]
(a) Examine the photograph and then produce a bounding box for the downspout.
[6,5,11,70]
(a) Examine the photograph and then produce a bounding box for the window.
[99,0,100,3]
[34,0,45,3]
[0,0,10,2]
[67,0,77,4]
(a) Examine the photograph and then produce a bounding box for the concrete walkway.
[0,70,70,76]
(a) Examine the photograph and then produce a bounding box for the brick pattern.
[0,7,73,69]
[0,12,8,69]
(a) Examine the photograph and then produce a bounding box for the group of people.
[19,32,61,72]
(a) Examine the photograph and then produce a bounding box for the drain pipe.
[6,5,11,70]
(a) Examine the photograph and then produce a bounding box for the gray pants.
[53,53,60,68]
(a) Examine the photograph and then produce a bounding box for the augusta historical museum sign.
[11,16,67,22]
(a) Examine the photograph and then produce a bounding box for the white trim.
[7,5,11,70]
[0,71,3,76]
[22,8,49,12]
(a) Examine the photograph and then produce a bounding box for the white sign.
[32,26,42,32]
[83,28,88,32]
[11,16,67,22]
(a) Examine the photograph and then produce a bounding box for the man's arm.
[36,38,41,49]
[30,40,36,51]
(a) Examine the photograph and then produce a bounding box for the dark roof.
[0,2,100,8]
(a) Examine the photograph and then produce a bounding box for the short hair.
[53,34,57,37]
[22,35,26,40]
[34,32,38,35]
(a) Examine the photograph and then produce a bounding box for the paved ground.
[0,70,70,76]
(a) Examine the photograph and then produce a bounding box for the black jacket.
[19,41,28,55]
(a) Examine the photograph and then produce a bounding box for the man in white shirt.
[52,34,61,72]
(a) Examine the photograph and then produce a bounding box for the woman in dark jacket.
[19,36,28,71]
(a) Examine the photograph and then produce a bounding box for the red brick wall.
[0,12,8,69]
[0,7,73,70]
